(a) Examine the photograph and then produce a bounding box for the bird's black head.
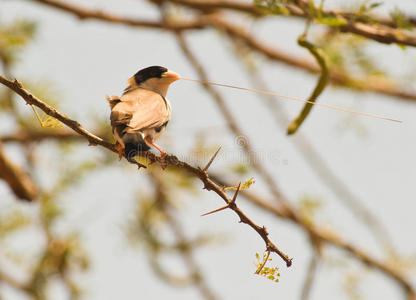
[133,66,168,85]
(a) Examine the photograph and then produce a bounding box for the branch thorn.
[201,203,230,216]
[203,146,221,171]
[231,182,241,204]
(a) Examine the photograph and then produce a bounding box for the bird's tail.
[122,133,150,161]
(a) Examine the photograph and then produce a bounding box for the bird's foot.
[146,139,168,170]
[116,143,124,160]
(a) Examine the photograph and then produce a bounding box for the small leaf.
[369,2,383,9]
[225,177,255,191]
[41,115,63,128]
[316,16,347,26]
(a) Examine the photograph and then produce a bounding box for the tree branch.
[29,0,207,30]
[287,35,329,135]
[1,129,85,144]
[300,253,319,300]
[212,17,416,104]
[0,141,38,201]
[30,0,416,47]
[0,74,292,267]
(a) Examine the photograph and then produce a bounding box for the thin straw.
[179,77,402,123]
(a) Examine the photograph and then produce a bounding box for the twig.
[0,141,38,201]
[1,129,88,143]
[164,0,265,16]
[287,35,329,135]
[29,0,207,30]
[254,248,271,275]
[300,246,320,300]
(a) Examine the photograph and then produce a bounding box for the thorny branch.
[0,74,293,267]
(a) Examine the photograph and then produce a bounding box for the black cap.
[133,66,168,84]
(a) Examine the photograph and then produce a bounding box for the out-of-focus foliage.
[127,169,216,289]
[0,18,107,298]
[224,177,255,191]
[298,195,322,226]
[254,0,291,15]
[390,7,414,30]
[0,209,31,238]
[318,33,386,78]
[0,20,36,64]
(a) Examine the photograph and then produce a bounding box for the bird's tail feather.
[122,133,150,161]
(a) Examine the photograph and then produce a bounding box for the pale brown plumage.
[109,88,171,152]
[106,66,179,165]
[112,88,170,133]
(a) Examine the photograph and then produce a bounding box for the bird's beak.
[162,70,180,82]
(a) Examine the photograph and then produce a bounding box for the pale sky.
[1,1,416,299]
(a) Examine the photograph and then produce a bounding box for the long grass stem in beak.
[179,77,402,123]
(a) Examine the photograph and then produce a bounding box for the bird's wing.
[110,104,132,127]
[112,88,170,132]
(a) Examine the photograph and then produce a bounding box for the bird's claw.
[116,143,124,160]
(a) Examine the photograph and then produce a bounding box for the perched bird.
[106,66,180,165]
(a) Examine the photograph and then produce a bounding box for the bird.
[106,66,180,166]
